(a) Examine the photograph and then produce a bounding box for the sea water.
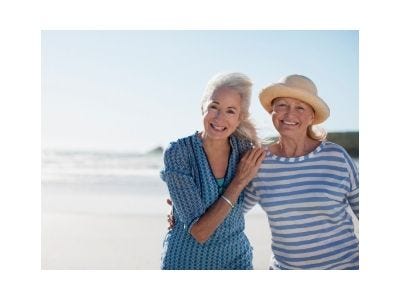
[42,149,359,216]
[42,149,169,215]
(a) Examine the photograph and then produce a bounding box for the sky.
[42,30,358,152]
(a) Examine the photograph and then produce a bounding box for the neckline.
[266,140,326,162]
[193,131,232,192]
[216,177,225,184]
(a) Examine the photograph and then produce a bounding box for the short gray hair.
[200,72,259,145]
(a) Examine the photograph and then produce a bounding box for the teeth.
[283,121,298,125]
[211,124,226,131]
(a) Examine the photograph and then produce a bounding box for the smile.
[281,120,299,126]
[210,123,227,132]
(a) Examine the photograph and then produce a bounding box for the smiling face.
[202,87,242,141]
[271,97,315,138]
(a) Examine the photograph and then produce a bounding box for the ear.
[309,110,315,125]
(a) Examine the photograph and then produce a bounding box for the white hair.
[307,125,327,141]
[200,72,259,145]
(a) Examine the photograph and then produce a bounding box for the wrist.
[230,177,247,191]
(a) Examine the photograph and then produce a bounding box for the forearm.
[189,178,246,244]
[189,147,266,244]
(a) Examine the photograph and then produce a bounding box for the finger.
[256,147,266,159]
[246,149,264,170]
[246,148,256,162]
[241,150,251,161]
[255,149,267,166]
[168,217,175,230]
[248,147,263,163]
[167,213,175,222]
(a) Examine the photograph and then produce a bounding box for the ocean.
[42,149,358,216]
[42,149,170,216]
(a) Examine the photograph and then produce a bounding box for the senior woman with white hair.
[244,74,359,270]
[160,72,265,269]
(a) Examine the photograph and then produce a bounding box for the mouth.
[210,123,227,132]
[281,120,299,126]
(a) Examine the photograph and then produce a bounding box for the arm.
[161,142,207,229]
[344,153,359,219]
[189,147,266,243]
[242,180,262,214]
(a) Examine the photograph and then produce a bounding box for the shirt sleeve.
[243,179,261,214]
[344,153,359,219]
[160,141,206,230]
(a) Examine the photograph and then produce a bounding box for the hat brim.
[259,83,330,124]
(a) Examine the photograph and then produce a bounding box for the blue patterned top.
[160,132,253,270]
[244,141,359,270]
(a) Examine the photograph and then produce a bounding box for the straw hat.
[259,74,330,124]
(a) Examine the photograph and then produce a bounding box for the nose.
[214,110,223,119]
[284,105,296,116]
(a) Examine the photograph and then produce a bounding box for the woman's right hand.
[232,147,266,189]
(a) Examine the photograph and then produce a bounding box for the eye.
[296,106,305,111]
[226,109,236,115]
[208,104,218,110]
[274,103,287,110]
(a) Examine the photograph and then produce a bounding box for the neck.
[200,132,230,152]
[275,135,318,157]
[200,132,231,179]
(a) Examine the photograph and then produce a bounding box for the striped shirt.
[244,141,359,270]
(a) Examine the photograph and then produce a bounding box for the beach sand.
[41,179,357,270]
[42,211,271,270]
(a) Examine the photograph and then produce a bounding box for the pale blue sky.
[42,30,358,152]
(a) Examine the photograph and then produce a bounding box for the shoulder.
[231,135,253,154]
[323,141,358,181]
[264,142,278,155]
[321,141,349,156]
[164,135,191,157]
[163,134,197,165]
[320,141,356,165]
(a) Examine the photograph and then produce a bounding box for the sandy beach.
[42,210,271,270]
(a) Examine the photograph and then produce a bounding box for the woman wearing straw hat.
[160,72,266,269]
[244,74,359,270]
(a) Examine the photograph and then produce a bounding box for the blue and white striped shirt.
[244,141,359,270]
